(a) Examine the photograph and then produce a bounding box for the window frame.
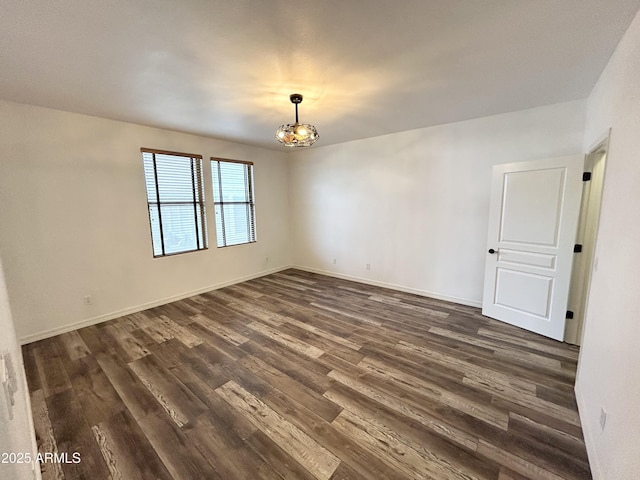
[141,148,208,257]
[211,157,256,248]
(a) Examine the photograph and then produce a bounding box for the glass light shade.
[275,122,319,147]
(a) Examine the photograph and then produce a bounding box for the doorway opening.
[564,133,609,345]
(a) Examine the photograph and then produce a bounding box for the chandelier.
[275,93,319,147]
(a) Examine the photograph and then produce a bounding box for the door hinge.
[574,244,583,253]
[566,310,574,319]
[583,172,592,181]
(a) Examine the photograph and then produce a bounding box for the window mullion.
[151,152,166,256]
[247,163,255,241]
[190,157,200,250]
[244,165,251,242]
[216,161,227,247]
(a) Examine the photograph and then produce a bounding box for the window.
[141,148,207,256]
[211,159,256,247]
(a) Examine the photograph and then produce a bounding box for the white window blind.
[141,149,208,256]
[211,159,256,247]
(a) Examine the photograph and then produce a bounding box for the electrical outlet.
[83,295,92,305]
[599,407,607,431]
[333,258,337,265]
[265,256,269,264]
[366,263,371,270]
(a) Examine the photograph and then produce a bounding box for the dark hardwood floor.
[22,269,591,480]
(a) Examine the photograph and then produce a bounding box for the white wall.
[289,100,585,305]
[0,253,40,480]
[0,100,291,342]
[577,10,640,480]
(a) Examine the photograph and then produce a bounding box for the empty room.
[1,1,639,479]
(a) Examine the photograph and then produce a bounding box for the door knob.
[488,248,497,254]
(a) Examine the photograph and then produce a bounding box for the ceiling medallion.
[275,93,319,147]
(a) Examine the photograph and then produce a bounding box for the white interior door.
[482,156,583,340]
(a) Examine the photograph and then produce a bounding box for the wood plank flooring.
[23,269,591,480]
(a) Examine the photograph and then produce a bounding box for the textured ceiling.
[1,0,639,150]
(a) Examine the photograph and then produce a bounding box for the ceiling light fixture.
[275,93,319,147]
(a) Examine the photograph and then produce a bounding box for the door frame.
[564,130,610,345]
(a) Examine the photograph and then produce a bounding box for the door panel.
[482,156,582,341]
[494,269,553,317]
[497,249,556,269]
[500,168,565,245]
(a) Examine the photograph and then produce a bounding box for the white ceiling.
[1,1,639,150]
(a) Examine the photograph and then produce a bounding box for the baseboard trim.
[575,380,601,480]
[20,264,481,344]
[19,265,293,345]
[291,265,482,308]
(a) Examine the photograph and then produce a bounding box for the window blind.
[211,159,256,247]
[141,149,208,256]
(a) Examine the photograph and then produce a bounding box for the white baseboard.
[20,264,481,344]
[291,265,482,308]
[19,265,293,345]
[575,380,601,480]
